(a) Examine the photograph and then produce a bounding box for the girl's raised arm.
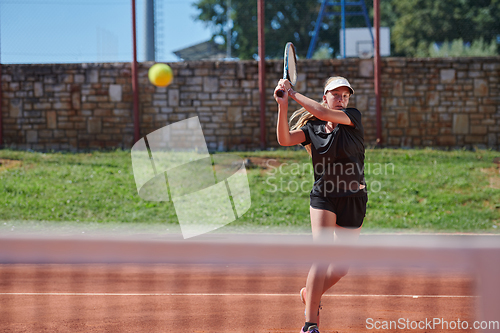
[274,83,306,147]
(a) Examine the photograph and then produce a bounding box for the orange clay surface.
[0,264,476,332]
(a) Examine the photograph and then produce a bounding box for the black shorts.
[309,193,368,228]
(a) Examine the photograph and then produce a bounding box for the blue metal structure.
[307,0,374,59]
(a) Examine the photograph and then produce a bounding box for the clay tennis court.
[0,264,476,332]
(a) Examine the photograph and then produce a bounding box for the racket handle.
[276,89,284,98]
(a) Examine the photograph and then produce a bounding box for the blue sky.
[0,0,213,64]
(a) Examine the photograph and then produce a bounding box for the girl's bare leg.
[304,207,336,323]
[322,226,362,293]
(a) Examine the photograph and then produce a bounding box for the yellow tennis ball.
[148,63,173,87]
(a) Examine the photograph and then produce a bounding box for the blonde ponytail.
[289,107,317,156]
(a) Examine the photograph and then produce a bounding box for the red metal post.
[0,21,2,146]
[374,0,382,145]
[131,0,141,143]
[0,63,3,146]
[257,0,266,149]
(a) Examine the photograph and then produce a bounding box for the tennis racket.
[276,42,298,98]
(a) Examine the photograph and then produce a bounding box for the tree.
[421,38,498,57]
[390,0,500,56]
[193,0,499,59]
[193,0,372,59]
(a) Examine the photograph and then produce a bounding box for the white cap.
[323,78,354,95]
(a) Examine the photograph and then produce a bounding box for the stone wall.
[1,57,499,151]
[2,63,135,151]
[380,57,499,148]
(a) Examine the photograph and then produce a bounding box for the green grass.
[0,148,499,234]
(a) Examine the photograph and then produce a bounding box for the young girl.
[274,76,367,333]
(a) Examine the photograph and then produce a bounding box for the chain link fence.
[0,0,212,64]
[1,0,499,64]
[1,0,132,64]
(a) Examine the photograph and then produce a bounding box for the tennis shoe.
[300,324,320,333]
